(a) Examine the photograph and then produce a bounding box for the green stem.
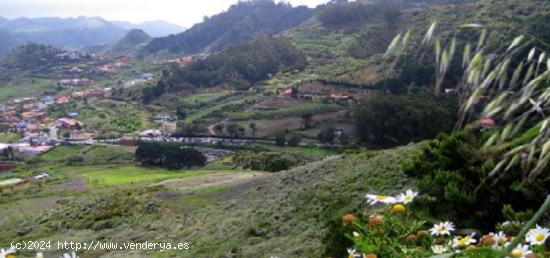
[501,194,550,257]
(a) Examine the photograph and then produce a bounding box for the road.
[49,123,59,141]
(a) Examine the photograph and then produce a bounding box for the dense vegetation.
[106,29,151,57]
[143,36,307,101]
[140,0,315,56]
[231,151,302,172]
[1,44,65,70]
[171,36,306,89]
[401,132,550,231]
[353,91,458,147]
[135,141,206,169]
[317,0,400,30]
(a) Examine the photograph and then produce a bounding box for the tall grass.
[386,22,550,188]
[387,22,550,258]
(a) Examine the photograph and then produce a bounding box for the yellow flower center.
[511,250,523,258]
[404,196,413,201]
[376,196,387,201]
[458,237,470,246]
[536,234,545,242]
[391,204,406,214]
[437,227,446,233]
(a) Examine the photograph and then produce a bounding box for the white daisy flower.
[507,244,532,258]
[431,245,448,254]
[352,231,360,238]
[429,221,455,236]
[0,247,16,258]
[488,231,508,247]
[396,189,418,204]
[365,194,397,205]
[525,224,550,246]
[452,233,477,248]
[347,248,361,258]
[36,253,44,258]
[61,252,79,258]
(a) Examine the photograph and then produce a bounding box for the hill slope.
[0,144,420,257]
[106,29,152,57]
[139,0,315,57]
[286,0,550,87]
[112,20,186,37]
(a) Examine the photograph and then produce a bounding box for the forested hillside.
[106,29,152,57]
[139,0,315,57]
[288,0,550,89]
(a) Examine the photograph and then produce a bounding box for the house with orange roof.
[21,111,41,120]
[58,118,83,129]
[56,96,70,104]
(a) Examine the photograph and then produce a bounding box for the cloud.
[0,0,328,27]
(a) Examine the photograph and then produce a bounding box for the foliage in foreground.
[344,189,550,258]
[405,131,550,232]
[382,15,550,231]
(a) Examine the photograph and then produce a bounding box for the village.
[0,45,372,182]
[0,51,158,161]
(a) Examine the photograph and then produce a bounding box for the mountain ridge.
[138,0,316,58]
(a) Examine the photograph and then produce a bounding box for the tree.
[142,80,166,103]
[226,123,240,141]
[301,113,313,129]
[176,105,187,120]
[318,126,336,145]
[353,92,457,147]
[214,124,224,134]
[287,134,302,147]
[339,131,349,145]
[249,123,257,138]
[237,127,246,138]
[136,142,206,169]
[274,131,287,146]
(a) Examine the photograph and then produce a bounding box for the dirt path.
[206,119,228,136]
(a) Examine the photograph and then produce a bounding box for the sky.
[0,0,329,27]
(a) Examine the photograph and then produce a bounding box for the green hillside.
[0,144,419,258]
[139,0,315,57]
[106,29,152,57]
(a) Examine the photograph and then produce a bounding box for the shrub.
[404,132,549,231]
[135,142,206,170]
[274,131,287,146]
[353,91,458,148]
[339,188,550,258]
[287,134,302,147]
[231,151,301,172]
[318,126,336,145]
[65,155,84,165]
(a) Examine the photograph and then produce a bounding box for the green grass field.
[180,90,233,106]
[80,166,247,188]
[186,95,264,122]
[40,145,88,161]
[0,77,57,102]
[0,133,21,143]
[226,103,340,121]
[261,145,339,158]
